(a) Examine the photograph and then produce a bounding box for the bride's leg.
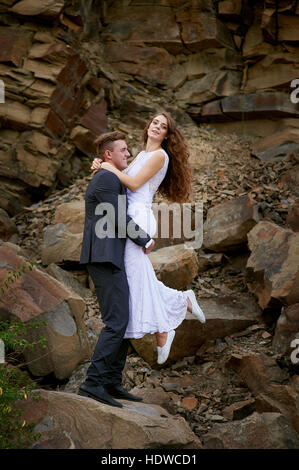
[156,329,176,365]
[155,331,167,347]
[156,299,191,346]
[184,290,206,323]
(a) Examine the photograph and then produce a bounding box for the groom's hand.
[143,239,155,254]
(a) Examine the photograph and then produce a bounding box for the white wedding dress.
[123,149,189,339]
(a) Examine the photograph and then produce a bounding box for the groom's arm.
[93,171,152,248]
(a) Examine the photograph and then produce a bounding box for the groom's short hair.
[94,131,126,160]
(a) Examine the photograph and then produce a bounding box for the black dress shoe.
[104,384,143,402]
[78,383,123,408]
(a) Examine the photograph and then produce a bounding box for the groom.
[79,131,154,408]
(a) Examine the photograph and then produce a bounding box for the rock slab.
[19,389,201,449]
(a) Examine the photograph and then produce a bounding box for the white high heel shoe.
[157,330,175,365]
[185,290,206,323]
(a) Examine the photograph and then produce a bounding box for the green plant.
[0,320,47,449]
[0,259,46,449]
[0,319,46,356]
[0,259,36,295]
[0,363,41,449]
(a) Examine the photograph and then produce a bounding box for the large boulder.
[251,128,299,157]
[286,199,299,232]
[41,200,85,265]
[0,242,91,379]
[9,0,65,18]
[245,50,299,92]
[203,412,299,449]
[245,221,299,309]
[226,352,299,434]
[130,294,261,367]
[18,389,201,449]
[272,303,299,359]
[0,208,18,242]
[46,263,90,299]
[199,92,299,123]
[203,194,260,252]
[148,244,198,290]
[277,13,299,42]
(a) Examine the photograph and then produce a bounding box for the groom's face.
[105,139,130,171]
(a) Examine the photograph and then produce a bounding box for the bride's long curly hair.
[142,112,192,203]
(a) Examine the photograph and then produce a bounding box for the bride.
[92,112,205,365]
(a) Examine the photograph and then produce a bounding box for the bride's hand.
[91,157,103,175]
[101,162,117,173]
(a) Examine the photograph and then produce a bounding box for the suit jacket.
[80,169,151,270]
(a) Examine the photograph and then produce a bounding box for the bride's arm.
[102,151,165,192]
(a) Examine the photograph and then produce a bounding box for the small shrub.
[0,259,47,449]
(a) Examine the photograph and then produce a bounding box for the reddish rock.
[50,53,88,126]
[41,200,85,265]
[0,27,32,67]
[278,13,299,42]
[255,384,299,433]
[0,208,18,241]
[131,295,261,367]
[272,303,299,357]
[245,221,299,309]
[129,386,177,414]
[279,165,299,198]
[286,200,299,232]
[103,42,172,85]
[261,8,276,43]
[251,128,299,156]
[45,110,67,139]
[223,399,256,420]
[245,50,299,92]
[0,242,90,379]
[18,389,201,449]
[228,352,299,432]
[218,0,243,17]
[80,99,107,136]
[176,7,235,52]
[238,354,288,393]
[148,244,199,290]
[102,4,182,54]
[28,42,73,62]
[10,0,64,18]
[182,396,198,410]
[200,92,299,122]
[203,412,299,449]
[203,195,260,252]
[70,125,97,156]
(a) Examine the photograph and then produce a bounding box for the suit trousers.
[85,262,130,386]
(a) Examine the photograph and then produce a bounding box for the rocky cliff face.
[0,1,299,449]
[0,0,298,214]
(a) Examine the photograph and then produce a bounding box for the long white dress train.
[123,149,189,339]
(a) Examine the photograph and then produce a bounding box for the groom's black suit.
[80,169,151,387]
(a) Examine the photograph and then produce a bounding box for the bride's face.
[147,115,168,144]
